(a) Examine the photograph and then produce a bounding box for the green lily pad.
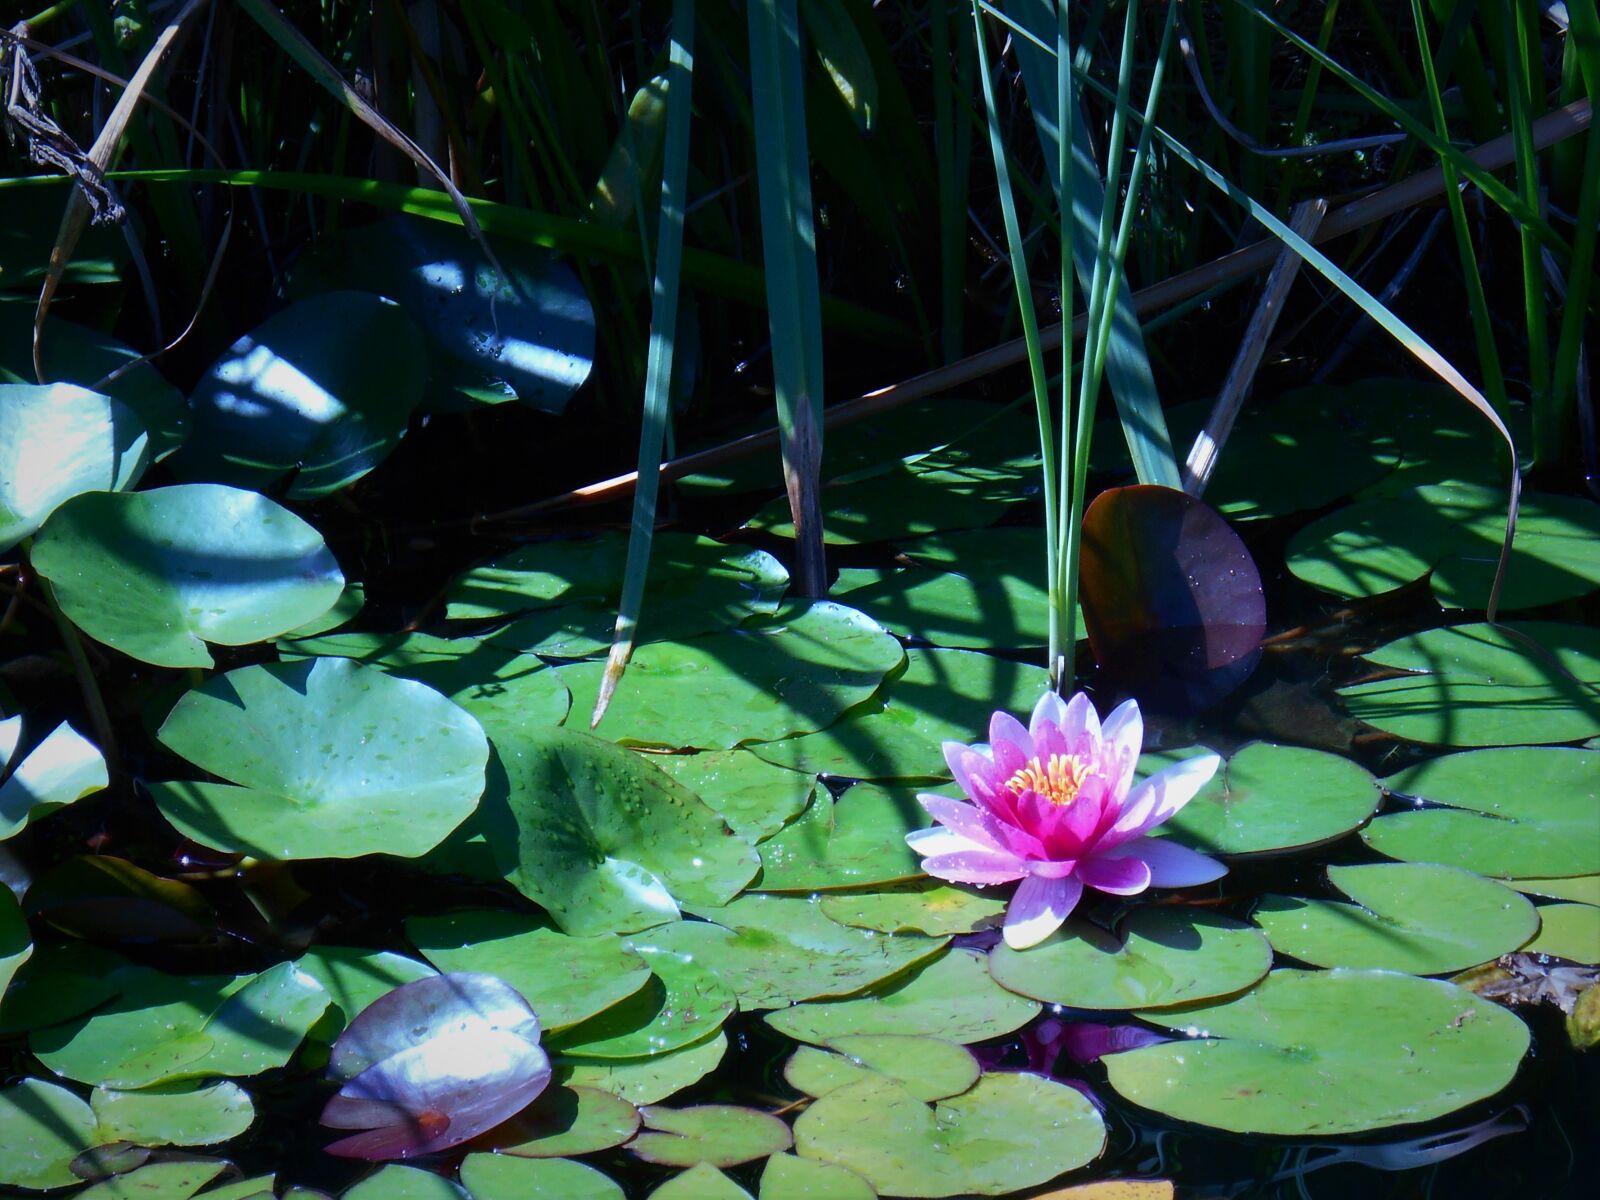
[289,215,595,413]
[200,1175,277,1200]
[1510,876,1600,905]
[31,961,330,1088]
[484,726,758,935]
[0,716,108,839]
[0,886,28,1002]
[345,1165,467,1199]
[652,750,817,841]
[486,1085,641,1157]
[284,580,366,637]
[550,938,735,1059]
[1524,904,1600,963]
[557,1032,728,1104]
[1105,968,1531,1135]
[767,948,1039,1045]
[629,1104,793,1168]
[407,910,651,1032]
[1254,864,1540,975]
[820,881,1006,936]
[294,945,437,1036]
[151,657,488,860]
[0,1078,103,1190]
[1144,743,1381,857]
[1365,748,1600,877]
[649,1164,754,1200]
[459,1154,622,1200]
[562,601,904,749]
[832,569,1052,651]
[759,1153,877,1200]
[0,382,148,550]
[650,894,947,1010]
[989,908,1273,1011]
[785,1035,979,1101]
[750,649,1050,780]
[74,1160,229,1199]
[1338,622,1600,746]
[178,292,426,498]
[90,1080,255,1146]
[0,941,127,1034]
[756,784,930,892]
[280,630,571,744]
[793,1072,1105,1197]
[1287,483,1600,610]
[31,484,345,668]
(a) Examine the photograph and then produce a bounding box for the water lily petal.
[906,825,988,857]
[1106,837,1227,887]
[1103,752,1222,847]
[988,710,1034,774]
[1002,874,1083,948]
[919,794,1012,854]
[921,849,1029,886]
[1099,699,1143,803]
[1029,691,1070,759]
[1076,853,1153,895]
[1060,691,1102,758]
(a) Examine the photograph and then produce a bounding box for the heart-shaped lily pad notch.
[178,292,426,498]
[767,948,1039,1046]
[1105,968,1530,1135]
[785,1034,980,1101]
[549,937,735,1060]
[649,1163,753,1200]
[407,910,651,1033]
[629,1104,793,1168]
[1140,742,1381,857]
[1288,483,1600,610]
[561,601,905,748]
[1338,623,1600,746]
[752,648,1051,780]
[150,657,488,861]
[31,962,331,1089]
[759,1152,876,1200]
[558,1032,728,1105]
[290,215,596,413]
[794,1071,1106,1196]
[477,1085,641,1158]
[31,484,345,668]
[0,382,148,551]
[652,750,816,841]
[483,726,758,935]
[989,908,1272,1011]
[820,880,1007,936]
[650,894,948,1010]
[460,1152,623,1200]
[344,1164,468,1199]
[322,972,551,1159]
[755,784,929,892]
[1365,747,1600,877]
[0,716,108,839]
[1255,864,1540,975]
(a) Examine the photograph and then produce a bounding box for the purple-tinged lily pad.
[1079,485,1264,713]
[321,973,550,1160]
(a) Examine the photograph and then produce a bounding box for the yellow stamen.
[1005,753,1088,806]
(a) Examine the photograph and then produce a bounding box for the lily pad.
[151,657,488,861]
[1287,483,1600,609]
[178,293,426,497]
[759,1152,877,1200]
[989,908,1272,1011]
[31,484,345,668]
[793,1072,1105,1196]
[280,631,571,744]
[459,1153,623,1200]
[549,936,735,1059]
[1338,622,1600,746]
[1366,748,1600,877]
[407,909,651,1032]
[90,1080,255,1146]
[756,784,930,891]
[344,1165,467,1199]
[629,1104,793,1168]
[0,886,28,1001]
[1105,968,1531,1135]
[1254,864,1540,974]
[294,946,438,1036]
[0,941,127,1034]
[648,1164,754,1200]
[25,854,215,943]
[832,569,1053,651]
[485,1085,640,1157]
[649,895,947,1010]
[0,382,147,550]
[561,601,904,749]
[289,215,596,413]
[784,1035,980,1101]
[820,880,1006,936]
[0,716,108,839]
[652,750,817,841]
[558,1032,728,1104]
[1145,743,1381,857]
[1523,904,1600,963]
[1510,876,1600,905]
[484,726,758,935]
[751,649,1051,780]
[0,1078,100,1190]
[73,1160,228,1199]
[767,948,1039,1045]
[32,961,330,1088]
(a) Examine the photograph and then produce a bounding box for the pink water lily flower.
[907,691,1225,949]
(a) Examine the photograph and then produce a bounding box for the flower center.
[1005,753,1089,806]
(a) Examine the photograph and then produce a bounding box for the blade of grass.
[1550,0,1600,470]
